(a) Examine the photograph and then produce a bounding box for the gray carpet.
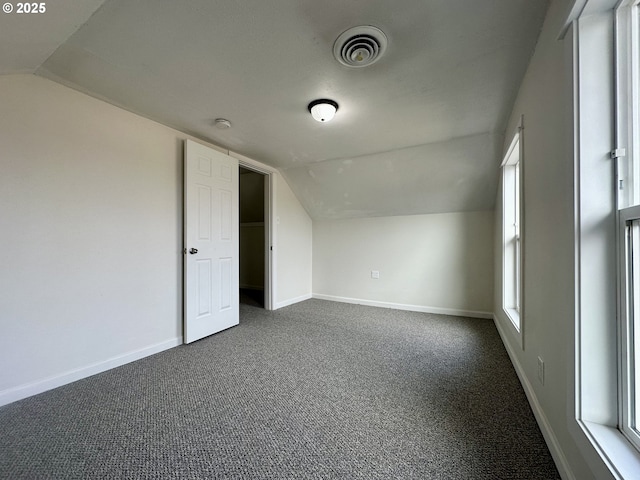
[0,299,560,479]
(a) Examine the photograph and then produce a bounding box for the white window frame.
[617,0,640,454]
[619,206,640,452]
[570,1,640,477]
[501,120,524,334]
[616,0,640,211]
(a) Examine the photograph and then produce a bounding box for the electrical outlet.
[371,270,380,279]
[537,357,545,385]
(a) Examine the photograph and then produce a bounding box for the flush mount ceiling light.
[308,99,339,122]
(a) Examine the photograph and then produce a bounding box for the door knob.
[189,248,198,254]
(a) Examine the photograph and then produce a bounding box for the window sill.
[579,421,640,479]
[496,307,522,350]
[504,307,521,331]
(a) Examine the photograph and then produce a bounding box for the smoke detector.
[333,25,388,68]
[214,118,231,129]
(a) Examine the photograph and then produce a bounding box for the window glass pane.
[633,221,638,418]
[515,161,521,312]
[632,3,640,441]
[636,6,640,208]
[635,310,639,435]
[628,219,640,443]
[501,133,521,330]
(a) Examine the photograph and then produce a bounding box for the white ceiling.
[1,0,549,219]
[0,0,105,74]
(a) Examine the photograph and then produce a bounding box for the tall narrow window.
[631,1,640,436]
[572,1,640,475]
[619,208,640,451]
[618,0,640,453]
[501,126,522,331]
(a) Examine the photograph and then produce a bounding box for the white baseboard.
[0,336,182,407]
[493,315,575,480]
[312,293,493,319]
[274,293,312,309]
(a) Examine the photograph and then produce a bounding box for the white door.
[184,140,239,344]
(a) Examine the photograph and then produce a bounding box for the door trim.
[230,151,276,311]
[236,162,274,311]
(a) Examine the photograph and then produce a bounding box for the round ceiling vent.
[333,25,388,68]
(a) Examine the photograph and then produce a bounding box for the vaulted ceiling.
[0,0,549,219]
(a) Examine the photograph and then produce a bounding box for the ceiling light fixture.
[308,99,339,122]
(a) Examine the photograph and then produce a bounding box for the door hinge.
[611,148,627,159]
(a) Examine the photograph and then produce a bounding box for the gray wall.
[494,1,603,478]
[0,74,312,405]
[313,211,494,317]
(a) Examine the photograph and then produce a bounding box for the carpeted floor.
[0,299,560,479]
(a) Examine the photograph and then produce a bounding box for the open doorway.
[239,166,268,308]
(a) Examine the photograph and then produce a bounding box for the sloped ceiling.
[0,0,105,74]
[2,0,549,219]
